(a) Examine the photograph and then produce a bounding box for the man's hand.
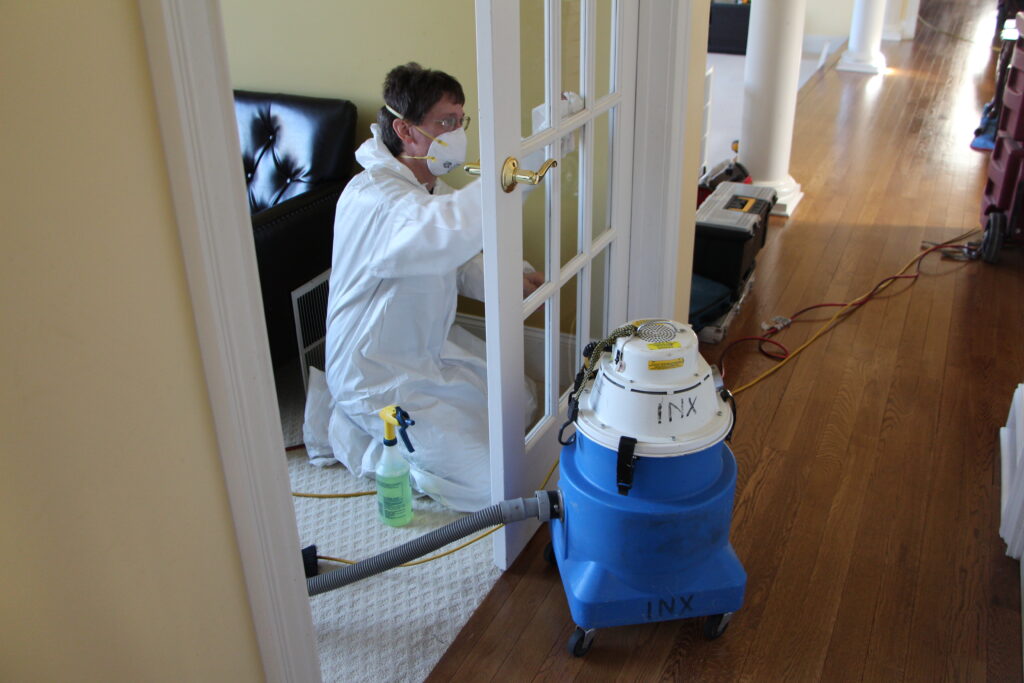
[523,271,545,297]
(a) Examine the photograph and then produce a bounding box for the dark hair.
[378,62,465,157]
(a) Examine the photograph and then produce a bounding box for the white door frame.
[138,1,320,681]
[138,0,698,678]
[628,1,705,322]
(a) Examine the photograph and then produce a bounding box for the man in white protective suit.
[307,63,543,512]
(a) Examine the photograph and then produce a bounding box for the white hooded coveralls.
[319,124,496,512]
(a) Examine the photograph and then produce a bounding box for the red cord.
[720,336,789,379]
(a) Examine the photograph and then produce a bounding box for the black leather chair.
[708,2,750,55]
[234,90,357,368]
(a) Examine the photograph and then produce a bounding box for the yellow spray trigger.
[378,405,416,452]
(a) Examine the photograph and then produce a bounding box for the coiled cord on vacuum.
[307,491,562,596]
[559,324,640,446]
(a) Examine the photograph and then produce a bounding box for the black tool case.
[693,182,776,297]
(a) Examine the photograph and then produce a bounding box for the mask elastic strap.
[384,103,449,147]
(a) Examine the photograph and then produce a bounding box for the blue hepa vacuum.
[304,318,745,659]
[552,319,746,656]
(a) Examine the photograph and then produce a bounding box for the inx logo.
[646,594,695,620]
[656,397,698,424]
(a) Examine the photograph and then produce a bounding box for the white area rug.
[288,450,501,682]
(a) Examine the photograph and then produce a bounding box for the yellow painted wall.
[806,0,855,38]
[0,2,265,680]
[806,0,918,47]
[220,0,480,175]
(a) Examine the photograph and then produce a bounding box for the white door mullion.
[577,0,597,350]
[546,146,563,426]
[578,117,594,354]
[544,0,563,428]
[545,256,561,425]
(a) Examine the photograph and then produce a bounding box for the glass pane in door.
[589,246,610,342]
[522,155,549,297]
[562,0,582,116]
[591,108,614,244]
[558,272,580,396]
[523,322,545,436]
[521,0,547,139]
[595,0,615,100]
[559,137,581,268]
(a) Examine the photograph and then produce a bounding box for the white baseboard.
[883,25,903,42]
[803,34,842,60]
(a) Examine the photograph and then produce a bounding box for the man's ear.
[392,118,416,146]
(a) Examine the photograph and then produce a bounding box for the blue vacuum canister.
[551,319,746,656]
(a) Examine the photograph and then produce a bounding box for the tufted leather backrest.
[234,90,357,215]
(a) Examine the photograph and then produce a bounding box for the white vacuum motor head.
[577,319,732,457]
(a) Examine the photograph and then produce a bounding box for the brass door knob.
[463,157,558,193]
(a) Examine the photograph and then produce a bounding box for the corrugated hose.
[307,490,562,596]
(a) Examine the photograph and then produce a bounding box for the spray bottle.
[376,405,415,527]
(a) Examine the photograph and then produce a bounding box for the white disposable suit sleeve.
[368,181,483,279]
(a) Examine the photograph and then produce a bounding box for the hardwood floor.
[430,0,1024,679]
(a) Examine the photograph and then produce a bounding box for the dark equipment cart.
[980,13,1024,262]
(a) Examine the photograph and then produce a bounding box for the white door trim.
[628,1,701,322]
[137,1,320,680]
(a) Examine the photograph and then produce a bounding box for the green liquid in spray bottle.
[376,405,415,527]
[376,446,413,527]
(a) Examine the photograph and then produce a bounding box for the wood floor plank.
[425,531,544,681]
[449,540,564,681]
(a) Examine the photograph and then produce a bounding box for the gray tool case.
[693,181,777,297]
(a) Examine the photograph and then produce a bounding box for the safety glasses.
[433,115,471,132]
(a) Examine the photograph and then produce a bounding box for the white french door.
[475,0,639,568]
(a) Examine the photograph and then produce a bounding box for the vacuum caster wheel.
[703,612,733,640]
[568,626,596,657]
[543,541,556,566]
[982,212,1007,264]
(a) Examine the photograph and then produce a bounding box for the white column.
[838,0,889,74]
[739,0,807,217]
[882,0,903,42]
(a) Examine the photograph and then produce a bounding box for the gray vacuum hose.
[307,490,561,597]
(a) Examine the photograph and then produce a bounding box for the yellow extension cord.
[730,229,978,396]
[292,491,374,499]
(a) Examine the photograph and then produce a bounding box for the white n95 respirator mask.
[386,104,468,175]
[416,127,467,176]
